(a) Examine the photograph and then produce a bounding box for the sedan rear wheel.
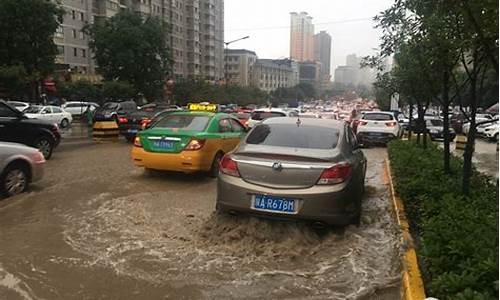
[1,165,28,197]
[209,152,223,178]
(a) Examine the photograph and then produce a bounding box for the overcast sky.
[224,0,394,76]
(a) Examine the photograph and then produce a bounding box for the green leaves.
[85,10,171,100]
[388,140,498,299]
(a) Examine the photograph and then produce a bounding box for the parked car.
[24,105,73,128]
[0,142,45,197]
[356,111,400,145]
[62,101,99,116]
[425,118,456,141]
[118,103,181,142]
[216,117,367,226]
[462,117,491,135]
[483,122,499,141]
[6,101,30,111]
[93,101,137,122]
[247,108,298,128]
[0,101,61,159]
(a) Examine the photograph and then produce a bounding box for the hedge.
[388,140,498,299]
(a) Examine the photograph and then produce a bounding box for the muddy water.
[0,143,402,299]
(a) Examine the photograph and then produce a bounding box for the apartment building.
[289,12,314,62]
[54,0,224,80]
[224,49,257,86]
[250,59,299,93]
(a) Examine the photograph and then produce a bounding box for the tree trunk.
[408,102,413,140]
[462,77,477,196]
[442,70,451,174]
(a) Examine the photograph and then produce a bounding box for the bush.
[388,140,498,299]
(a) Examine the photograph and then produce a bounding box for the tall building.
[334,54,374,86]
[289,12,314,62]
[314,31,332,81]
[251,59,299,93]
[224,49,257,86]
[54,0,224,80]
[299,61,322,88]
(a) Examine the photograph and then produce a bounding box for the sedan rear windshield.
[246,124,339,149]
[24,106,42,113]
[362,113,394,121]
[152,115,210,131]
[251,111,286,121]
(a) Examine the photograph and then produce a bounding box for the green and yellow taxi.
[131,103,247,176]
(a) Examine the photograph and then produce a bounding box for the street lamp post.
[224,35,249,85]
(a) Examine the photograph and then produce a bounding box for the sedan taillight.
[220,155,240,177]
[134,136,142,147]
[184,139,206,151]
[118,117,128,123]
[317,163,352,185]
[385,121,397,127]
[358,121,368,126]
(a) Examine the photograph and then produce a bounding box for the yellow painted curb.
[385,159,427,300]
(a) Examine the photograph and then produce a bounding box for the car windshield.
[363,113,393,121]
[251,111,286,121]
[428,119,443,126]
[24,106,42,113]
[103,102,119,109]
[246,124,340,149]
[152,115,210,131]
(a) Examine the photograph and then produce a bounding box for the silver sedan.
[0,142,45,197]
[216,117,367,226]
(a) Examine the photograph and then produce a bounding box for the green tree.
[101,81,136,101]
[0,65,29,98]
[85,10,171,100]
[58,80,99,101]
[0,0,63,99]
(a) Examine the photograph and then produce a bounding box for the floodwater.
[0,141,402,299]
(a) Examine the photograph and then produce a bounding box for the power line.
[226,17,374,32]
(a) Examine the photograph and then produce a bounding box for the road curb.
[385,159,427,300]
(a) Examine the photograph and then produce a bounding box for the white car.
[7,101,30,111]
[356,111,401,145]
[483,122,499,141]
[24,105,73,128]
[62,101,99,116]
[247,108,299,128]
[462,117,491,135]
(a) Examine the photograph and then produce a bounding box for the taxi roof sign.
[188,103,218,112]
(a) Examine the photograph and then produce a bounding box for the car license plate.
[153,140,174,149]
[370,132,383,136]
[127,129,138,133]
[253,194,296,213]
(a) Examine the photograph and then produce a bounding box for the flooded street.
[0,141,402,299]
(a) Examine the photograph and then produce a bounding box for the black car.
[118,103,181,142]
[93,100,138,122]
[0,101,61,159]
[409,118,456,141]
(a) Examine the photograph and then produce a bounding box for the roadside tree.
[0,0,63,99]
[85,10,172,100]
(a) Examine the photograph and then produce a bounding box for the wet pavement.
[0,139,402,299]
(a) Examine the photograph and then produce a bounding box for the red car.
[232,112,251,128]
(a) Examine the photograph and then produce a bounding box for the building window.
[79,31,84,39]
[55,26,64,38]
[57,45,64,55]
[72,10,76,19]
[81,49,86,58]
[73,48,78,57]
[80,12,85,21]
[72,29,77,38]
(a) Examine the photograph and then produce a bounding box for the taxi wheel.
[209,152,223,178]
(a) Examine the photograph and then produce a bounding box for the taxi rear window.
[153,115,210,131]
